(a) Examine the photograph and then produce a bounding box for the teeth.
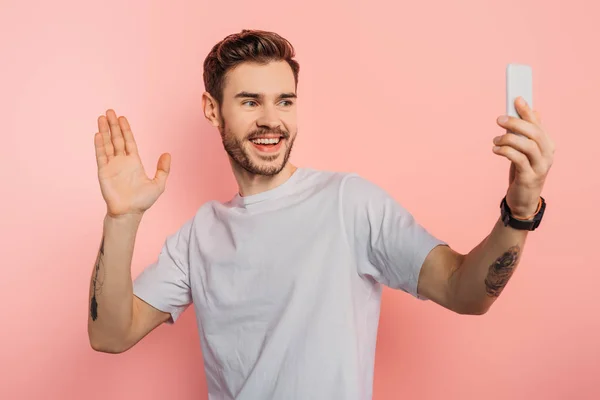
[251,138,280,145]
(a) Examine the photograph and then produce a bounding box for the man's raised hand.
[94,110,171,218]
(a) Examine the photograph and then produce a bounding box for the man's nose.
[256,105,281,129]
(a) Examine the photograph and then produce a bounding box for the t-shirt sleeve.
[133,217,194,324]
[340,174,447,300]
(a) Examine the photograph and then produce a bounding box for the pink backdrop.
[1,0,598,399]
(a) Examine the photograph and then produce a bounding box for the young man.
[88,30,554,400]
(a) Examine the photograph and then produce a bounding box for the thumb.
[153,153,171,192]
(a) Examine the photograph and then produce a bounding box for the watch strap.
[500,196,546,231]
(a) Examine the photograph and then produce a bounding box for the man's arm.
[418,216,529,315]
[418,97,554,315]
[87,213,171,353]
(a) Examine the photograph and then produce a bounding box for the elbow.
[453,302,491,316]
[449,287,492,316]
[88,319,133,354]
[466,306,490,316]
[88,330,129,354]
[89,338,126,354]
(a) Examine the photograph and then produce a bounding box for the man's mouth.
[250,137,283,145]
[248,135,286,152]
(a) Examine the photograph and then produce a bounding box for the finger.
[532,109,555,155]
[106,109,125,156]
[497,114,555,160]
[97,115,114,160]
[514,97,536,124]
[152,153,171,192]
[492,145,534,175]
[497,115,544,149]
[118,116,139,156]
[532,108,555,155]
[94,132,108,168]
[493,133,544,171]
[514,99,552,158]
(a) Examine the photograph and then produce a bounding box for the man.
[88,29,554,399]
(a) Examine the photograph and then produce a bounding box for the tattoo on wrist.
[484,245,520,297]
[90,236,105,321]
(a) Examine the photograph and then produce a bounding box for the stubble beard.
[219,121,296,177]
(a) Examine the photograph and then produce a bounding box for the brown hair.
[203,29,300,105]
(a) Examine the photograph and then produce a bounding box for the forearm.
[87,213,143,352]
[450,216,528,314]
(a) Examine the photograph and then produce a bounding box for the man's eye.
[243,100,257,107]
[280,100,294,106]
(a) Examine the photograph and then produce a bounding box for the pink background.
[1,0,598,399]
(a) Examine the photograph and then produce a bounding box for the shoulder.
[294,168,397,210]
[301,167,381,195]
[297,167,349,187]
[296,168,402,220]
[166,202,219,239]
[337,172,396,209]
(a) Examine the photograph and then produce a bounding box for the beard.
[219,122,296,177]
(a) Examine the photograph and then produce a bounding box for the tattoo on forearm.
[90,236,105,321]
[484,245,520,297]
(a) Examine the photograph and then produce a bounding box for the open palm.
[94,110,171,217]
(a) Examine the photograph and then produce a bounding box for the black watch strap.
[500,196,546,231]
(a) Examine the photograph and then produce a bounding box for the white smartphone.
[506,63,533,135]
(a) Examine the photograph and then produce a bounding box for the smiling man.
[206,58,299,194]
[88,29,555,400]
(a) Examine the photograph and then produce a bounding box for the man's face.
[216,61,298,176]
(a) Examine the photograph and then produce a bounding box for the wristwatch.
[500,196,546,231]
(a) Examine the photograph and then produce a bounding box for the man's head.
[202,30,300,177]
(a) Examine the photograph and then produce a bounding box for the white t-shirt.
[133,167,446,400]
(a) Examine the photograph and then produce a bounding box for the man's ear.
[202,92,221,128]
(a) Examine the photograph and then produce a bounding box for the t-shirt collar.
[230,167,304,208]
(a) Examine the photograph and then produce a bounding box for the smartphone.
[506,63,533,135]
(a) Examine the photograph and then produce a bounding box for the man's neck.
[231,162,298,197]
